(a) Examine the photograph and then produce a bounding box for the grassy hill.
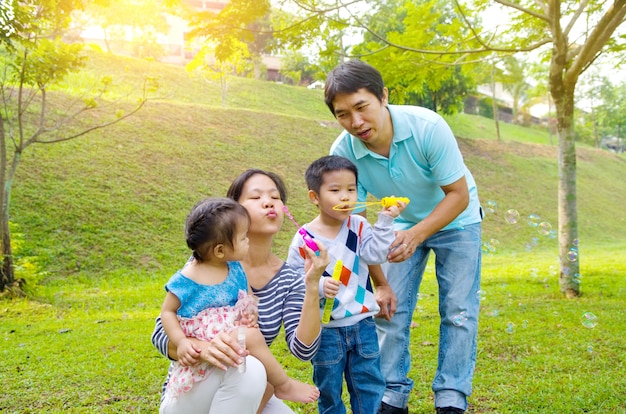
[13,50,626,282]
[2,51,626,413]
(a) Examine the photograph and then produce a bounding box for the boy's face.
[332,87,392,152]
[310,169,357,221]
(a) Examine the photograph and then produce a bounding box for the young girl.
[159,197,319,413]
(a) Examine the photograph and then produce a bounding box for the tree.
[186,0,273,79]
[0,1,154,293]
[352,0,479,114]
[286,0,626,298]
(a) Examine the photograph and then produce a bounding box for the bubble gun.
[282,205,320,255]
[332,196,410,211]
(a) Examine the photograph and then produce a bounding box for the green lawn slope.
[1,51,625,413]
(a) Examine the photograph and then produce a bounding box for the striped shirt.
[151,262,321,394]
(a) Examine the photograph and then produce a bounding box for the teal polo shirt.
[330,105,482,231]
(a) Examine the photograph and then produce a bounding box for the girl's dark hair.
[305,155,358,194]
[185,197,250,262]
[324,60,386,115]
[226,169,288,203]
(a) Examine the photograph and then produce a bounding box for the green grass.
[1,50,625,413]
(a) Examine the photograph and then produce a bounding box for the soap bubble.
[538,222,552,235]
[485,200,497,214]
[452,311,468,326]
[527,213,540,227]
[581,312,598,329]
[504,209,520,224]
[476,290,486,301]
[505,322,515,334]
[567,249,578,262]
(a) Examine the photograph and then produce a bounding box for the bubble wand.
[321,259,343,324]
[332,196,410,211]
[282,205,320,255]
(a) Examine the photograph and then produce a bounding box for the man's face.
[332,87,391,151]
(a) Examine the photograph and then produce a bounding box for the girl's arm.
[160,292,201,366]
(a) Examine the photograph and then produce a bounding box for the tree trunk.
[491,63,501,141]
[0,117,13,292]
[553,87,580,298]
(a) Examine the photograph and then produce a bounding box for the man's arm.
[387,176,469,263]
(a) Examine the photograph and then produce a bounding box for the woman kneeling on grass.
[152,169,329,414]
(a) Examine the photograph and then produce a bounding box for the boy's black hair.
[185,197,250,262]
[305,155,358,194]
[324,60,386,115]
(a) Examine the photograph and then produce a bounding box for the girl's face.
[310,169,357,222]
[228,218,250,261]
[237,174,284,237]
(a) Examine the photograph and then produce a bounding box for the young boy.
[286,155,406,414]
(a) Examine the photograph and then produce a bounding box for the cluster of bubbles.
[481,201,559,254]
[447,201,598,343]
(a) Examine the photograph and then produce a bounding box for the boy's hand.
[323,277,341,299]
[382,196,407,218]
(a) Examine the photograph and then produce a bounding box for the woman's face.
[237,174,284,237]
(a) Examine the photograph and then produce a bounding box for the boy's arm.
[369,264,397,320]
[358,213,396,264]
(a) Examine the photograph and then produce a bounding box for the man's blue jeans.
[312,317,385,414]
[376,223,482,410]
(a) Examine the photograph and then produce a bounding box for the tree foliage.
[0,0,154,292]
[282,0,626,298]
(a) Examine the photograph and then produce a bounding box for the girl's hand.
[176,338,202,367]
[239,308,259,328]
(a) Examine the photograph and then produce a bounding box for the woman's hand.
[303,240,329,288]
[199,331,248,371]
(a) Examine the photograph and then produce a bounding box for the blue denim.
[312,317,385,414]
[376,223,482,411]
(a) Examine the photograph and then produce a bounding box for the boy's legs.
[431,224,482,411]
[344,317,385,414]
[312,326,348,413]
[376,248,430,410]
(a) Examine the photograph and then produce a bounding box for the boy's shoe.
[436,407,465,414]
[378,401,409,414]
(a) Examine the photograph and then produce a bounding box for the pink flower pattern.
[165,290,258,399]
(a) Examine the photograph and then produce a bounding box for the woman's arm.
[296,244,328,345]
[151,316,247,370]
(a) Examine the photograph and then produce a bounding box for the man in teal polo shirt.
[327,60,483,414]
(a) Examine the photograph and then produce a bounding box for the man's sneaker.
[436,407,465,414]
[378,401,409,414]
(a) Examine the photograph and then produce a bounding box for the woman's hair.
[324,60,386,115]
[305,155,358,194]
[185,197,250,262]
[226,169,288,204]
